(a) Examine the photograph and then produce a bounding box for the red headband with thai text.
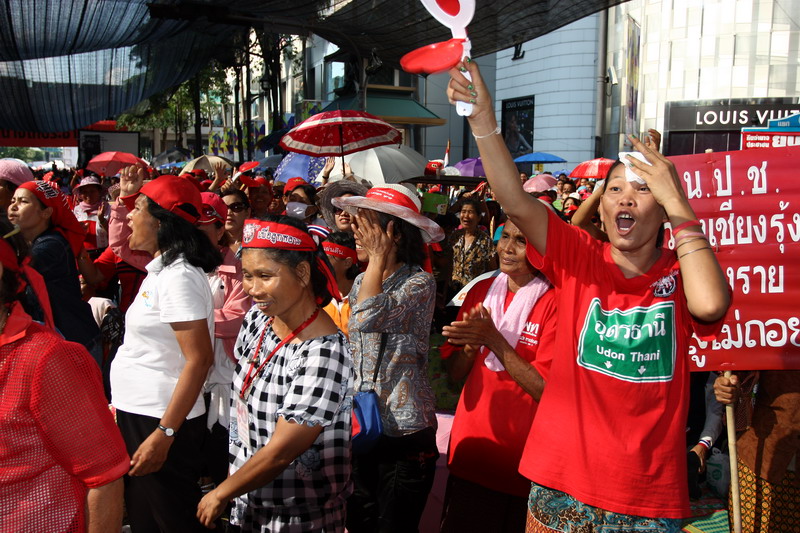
[241,220,340,303]
[322,242,358,262]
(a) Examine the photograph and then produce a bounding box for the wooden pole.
[724,370,742,533]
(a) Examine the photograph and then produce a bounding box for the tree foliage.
[0,146,45,161]
[116,60,231,141]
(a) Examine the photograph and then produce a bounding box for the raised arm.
[570,181,608,242]
[626,136,730,322]
[447,60,549,255]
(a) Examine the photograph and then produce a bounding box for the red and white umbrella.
[87,151,147,176]
[279,110,402,158]
[569,157,616,180]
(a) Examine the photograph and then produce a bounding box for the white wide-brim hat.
[332,183,444,243]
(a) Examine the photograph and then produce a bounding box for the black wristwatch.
[157,424,176,437]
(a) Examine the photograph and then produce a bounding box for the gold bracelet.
[676,236,707,249]
[678,245,712,260]
[472,125,501,139]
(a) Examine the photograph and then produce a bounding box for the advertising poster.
[669,146,800,371]
[625,15,641,137]
[501,96,534,159]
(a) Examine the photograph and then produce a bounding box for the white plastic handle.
[456,40,473,116]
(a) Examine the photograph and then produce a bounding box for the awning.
[322,93,445,127]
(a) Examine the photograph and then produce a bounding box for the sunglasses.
[226,202,248,213]
[202,206,222,220]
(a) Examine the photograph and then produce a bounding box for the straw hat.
[332,184,444,243]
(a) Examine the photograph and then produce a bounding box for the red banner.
[0,121,124,147]
[670,146,800,371]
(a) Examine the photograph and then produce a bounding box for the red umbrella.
[279,110,401,159]
[569,157,616,180]
[87,151,146,176]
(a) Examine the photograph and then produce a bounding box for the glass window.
[324,61,345,100]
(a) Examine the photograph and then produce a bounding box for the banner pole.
[724,370,742,533]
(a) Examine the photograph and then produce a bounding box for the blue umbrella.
[513,152,566,164]
[274,152,326,183]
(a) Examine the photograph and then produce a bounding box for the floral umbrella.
[278,110,402,170]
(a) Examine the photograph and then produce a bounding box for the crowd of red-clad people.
[0,59,797,533]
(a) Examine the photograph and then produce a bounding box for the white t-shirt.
[111,255,214,419]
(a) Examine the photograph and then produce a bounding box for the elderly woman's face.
[79,184,102,205]
[126,195,160,255]
[496,219,533,278]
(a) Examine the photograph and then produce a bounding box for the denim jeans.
[347,426,439,533]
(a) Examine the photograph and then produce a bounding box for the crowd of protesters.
[0,64,797,533]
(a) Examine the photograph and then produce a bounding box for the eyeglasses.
[226,202,248,213]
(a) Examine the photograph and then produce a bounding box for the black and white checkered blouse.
[229,306,353,529]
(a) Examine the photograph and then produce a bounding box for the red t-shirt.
[518,209,724,518]
[442,277,556,496]
[94,246,147,313]
[0,303,130,531]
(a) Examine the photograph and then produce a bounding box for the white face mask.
[286,201,310,219]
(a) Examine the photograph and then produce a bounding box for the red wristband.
[671,219,701,235]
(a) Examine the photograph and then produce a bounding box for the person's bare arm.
[197,418,323,527]
[447,60,549,256]
[571,183,608,242]
[86,478,124,533]
[351,209,395,305]
[128,319,214,476]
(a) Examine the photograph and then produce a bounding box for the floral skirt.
[732,457,799,533]
[525,483,682,533]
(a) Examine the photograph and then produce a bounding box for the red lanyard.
[240,308,320,400]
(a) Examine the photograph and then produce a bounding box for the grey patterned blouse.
[348,264,438,437]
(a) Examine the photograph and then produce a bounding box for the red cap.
[122,175,202,224]
[191,168,208,180]
[284,177,307,193]
[198,191,228,225]
[239,175,272,192]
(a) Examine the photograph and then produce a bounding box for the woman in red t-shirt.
[440,218,556,533]
[447,60,730,532]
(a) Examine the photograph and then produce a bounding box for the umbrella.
[183,154,235,173]
[279,110,401,163]
[513,152,567,164]
[151,147,191,168]
[454,157,485,177]
[274,152,327,183]
[447,269,500,307]
[523,174,558,193]
[87,151,146,176]
[569,157,616,180]
[342,144,428,185]
[259,128,290,152]
[256,154,284,171]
